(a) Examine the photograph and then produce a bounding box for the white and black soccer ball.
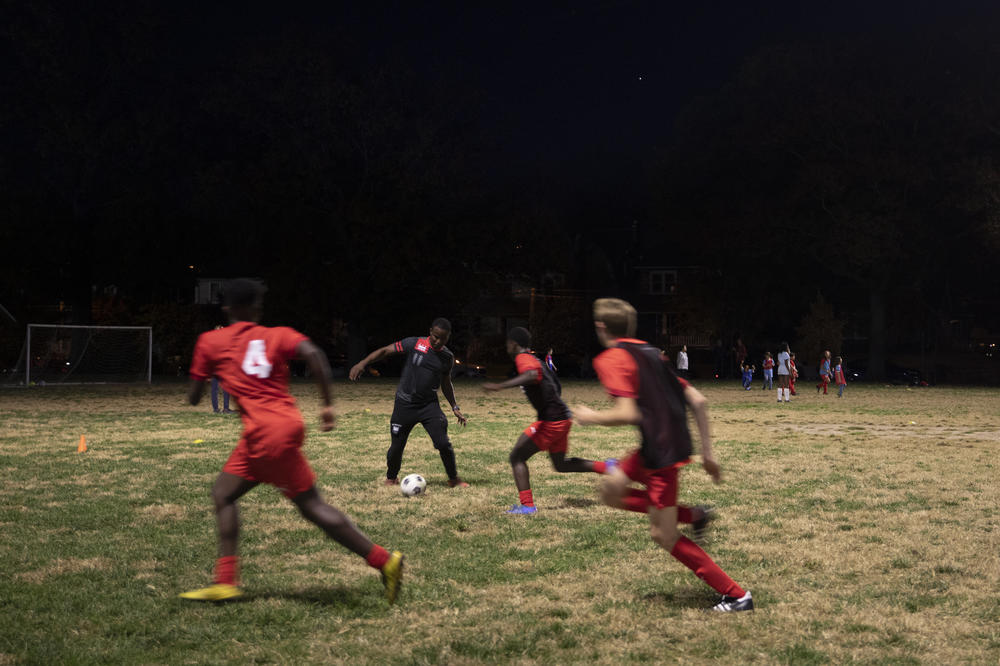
[400,473,427,497]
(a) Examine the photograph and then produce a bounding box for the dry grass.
[0,379,998,664]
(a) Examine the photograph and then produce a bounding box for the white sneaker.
[712,590,754,612]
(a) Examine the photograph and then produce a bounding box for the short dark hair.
[431,317,452,332]
[507,327,531,348]
[224,279,264,308]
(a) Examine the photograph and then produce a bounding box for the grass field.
[1,379,998,664]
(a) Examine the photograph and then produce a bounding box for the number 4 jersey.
[190,322,308,435]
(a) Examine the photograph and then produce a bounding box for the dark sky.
[159,1,994,211]
[249,2,990,203]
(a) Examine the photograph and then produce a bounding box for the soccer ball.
[400,474,426,497]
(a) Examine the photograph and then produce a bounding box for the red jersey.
[763,358,774,370]
[190,322,308,438]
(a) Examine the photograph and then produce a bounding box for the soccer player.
[483,327,614,514]
[573,298,753,612]
[349,318,469,487]
[181,279,403,603]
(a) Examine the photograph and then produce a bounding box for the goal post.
[22,324,153,386]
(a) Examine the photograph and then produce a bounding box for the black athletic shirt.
[515,352,571,422]
[613,341,693,469]
[393,336,455,406]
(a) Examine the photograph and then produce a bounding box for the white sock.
[784,388,790,401]
[777,388,783,402]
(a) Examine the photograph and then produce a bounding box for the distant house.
[631,265,713,350]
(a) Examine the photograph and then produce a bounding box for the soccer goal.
[17,324,152,385]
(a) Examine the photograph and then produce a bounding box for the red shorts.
[619,449,690,509]
[222,420,315,498]
[524,419,571,453]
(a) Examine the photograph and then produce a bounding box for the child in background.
[834,356,847,398]
[741,363,754,390]
[761,352,774,390]
[817,350,832,395]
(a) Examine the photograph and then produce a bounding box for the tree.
[660,22,1000,379]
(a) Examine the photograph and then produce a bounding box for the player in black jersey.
[483,327,614,514]
[349,318,470,487]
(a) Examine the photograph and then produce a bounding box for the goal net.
[14,324,152,385]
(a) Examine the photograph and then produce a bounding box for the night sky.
[3,1,999,379]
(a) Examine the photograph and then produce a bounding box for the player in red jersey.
[180,279,403,603]
[574,298,753,612]
[483,327,614,514]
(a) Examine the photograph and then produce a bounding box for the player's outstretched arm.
[683,384,720,483]
[188,378,206,406]
[296,340,336,431]
[573,396,641,427]
[349,343,398,381]
[440,370,467,426]
[482,371,536,392]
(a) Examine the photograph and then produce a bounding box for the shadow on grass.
[248,585,374,608]
[639,587,717,609]
[560,497,601,509]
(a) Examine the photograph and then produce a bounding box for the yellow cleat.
[178,583,243,602]
[381,551,404,604]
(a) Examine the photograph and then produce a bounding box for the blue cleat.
[505,503,537,515]
[604,458,619,474]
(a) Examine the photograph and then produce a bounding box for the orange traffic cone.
[77,435,87,453]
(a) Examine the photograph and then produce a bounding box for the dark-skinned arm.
[296,339,336,431]
[349,343,399,381]
[482,370,537,392]
[440,365,467,426]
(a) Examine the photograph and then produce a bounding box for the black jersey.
[394,336,454,405]
[515,352,571,422]
[617,341,692,469]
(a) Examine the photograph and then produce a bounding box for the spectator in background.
[834,356,847,398]
[741,363,754,391]
[776,342,791,403]
[761,352,774,390]
[676,344,689,379]
[211,326,233,414]
[817,350,832,395]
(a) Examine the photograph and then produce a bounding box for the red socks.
[519,489,535,508]
[214,556,239,586]
[670,536,744,597]
[592,461,608,474]
[365,544,391,570]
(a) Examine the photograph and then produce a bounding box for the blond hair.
[593,298,637,338]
